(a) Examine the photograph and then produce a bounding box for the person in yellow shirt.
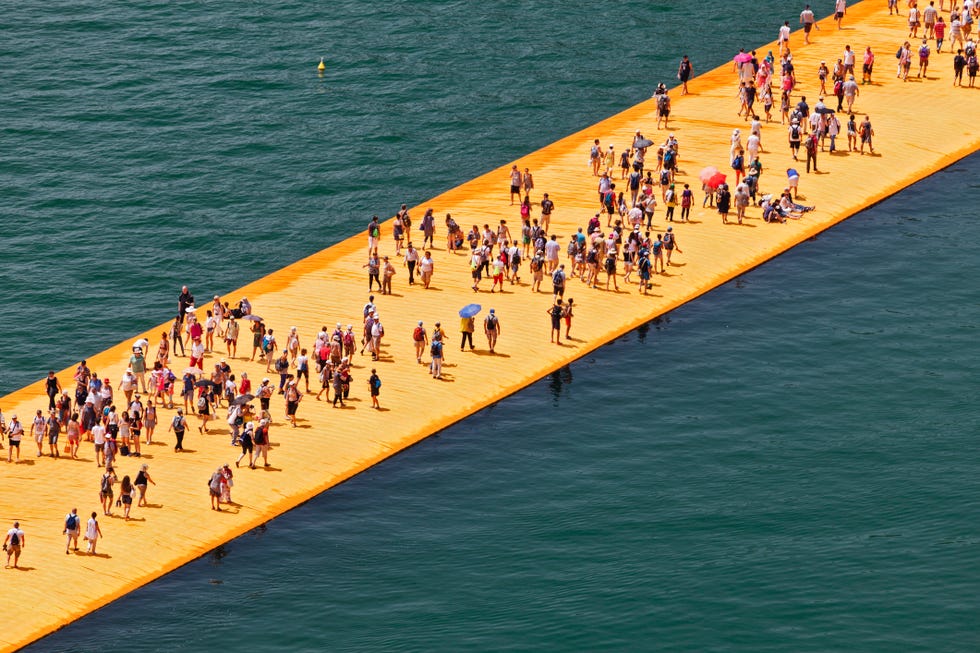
[460,315,475,351]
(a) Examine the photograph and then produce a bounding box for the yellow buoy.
[317,57,325,73]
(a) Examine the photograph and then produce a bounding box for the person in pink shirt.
[862,47,875,84]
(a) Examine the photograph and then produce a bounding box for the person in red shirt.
[935,17,946,52]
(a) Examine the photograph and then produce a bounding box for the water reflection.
[547,365,573,402]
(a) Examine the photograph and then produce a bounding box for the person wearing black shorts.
[677,55,693,94]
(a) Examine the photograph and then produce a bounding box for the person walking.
[5,414,22,463]
[5,521,25,568]
[45,370,62,411]
[859,115,875,154]
[30,409,47,458]
[100,465,117,515]
[484,309,501,353]
[663,227,682,266]
[120,475,134,520]
[404,243,419,285]
[252,419,271,467]
[804,132,819,172]
[677,55,693,94]
[284,379,302,427]
[169,408,187,452]
[412,321,429,364]
[430,336,445,380]
[134,464,155,506]
[460,315,475,351]
[368,369,382,409]
[84,512,102,554]
[64,508,81,554]
[236,422,254,468]
[381,256,396,295]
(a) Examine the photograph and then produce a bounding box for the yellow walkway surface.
[2,1,978,649]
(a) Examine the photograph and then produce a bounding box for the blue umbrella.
[458,303,482,318]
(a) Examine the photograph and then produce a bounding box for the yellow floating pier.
[2,2,978,649]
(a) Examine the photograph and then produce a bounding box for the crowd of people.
[4,0,970,570]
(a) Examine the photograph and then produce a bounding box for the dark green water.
[7,1,980,651]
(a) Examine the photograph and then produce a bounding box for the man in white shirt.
[6,415,22,463]
[544,235,562,272]
[4,522,25,568]
[92,422,106,467]
[778,21,792,55]
[800,4,818,44]
[30,410,46,458]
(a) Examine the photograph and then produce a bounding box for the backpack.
[343,332,355,347]
[970,55,980,70]
[172,415,184,431]
[590,145,599,159]
[413,326,424,342]
[10,531,20,547]
[552,269,565,285]
[372,377,381,389]
[805,136,817,153]
[377,323,384,337]
[896,47,903,59]
[262,335,273,352]
[66,514,78,531]
[657,94,669,111]
[731,155,743,170]
[790,125,801,140]
[660,170,670,185]
[101,474,111,494]
[370,225,380,238]
[197,395,207,410]
[486,314,498,329]
[833,79,843,95]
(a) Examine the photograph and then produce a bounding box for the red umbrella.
[707,172,727,189]
[699,166,719,184]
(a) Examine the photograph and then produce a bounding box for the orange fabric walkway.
[2,2,978,649]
